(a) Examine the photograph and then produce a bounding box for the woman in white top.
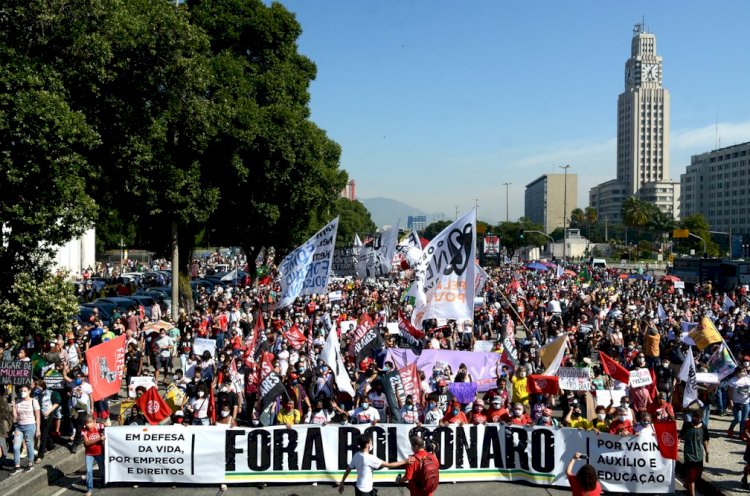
[11,385,41,474]
[187,385,210,425]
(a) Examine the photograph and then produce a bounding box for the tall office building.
[681,142,750,232]
[590,24,680,223]
[525,173,578,233]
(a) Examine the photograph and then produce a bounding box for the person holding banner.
[81,415,105,496]
[337,434,407,496]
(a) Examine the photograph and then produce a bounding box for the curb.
[0,447,85,496]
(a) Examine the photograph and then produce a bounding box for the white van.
[591,258,607,268]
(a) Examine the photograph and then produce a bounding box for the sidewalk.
[681,411,750,496]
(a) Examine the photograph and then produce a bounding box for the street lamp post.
[523,230,555,257]
[502,182,511,222]
[559,165,571,263]
[688,232,708,258]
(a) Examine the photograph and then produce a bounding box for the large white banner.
[357,222,400,278]
[105,424,674,493]
[411,209,477,327]
[278,217,339,308]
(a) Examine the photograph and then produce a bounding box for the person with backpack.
[399,436,440,496]
[337,433,407,496]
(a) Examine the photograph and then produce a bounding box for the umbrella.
[143,320,174,333]
[564,269,577,276]
[541,261,557,269]
[618,273,629,280]
[661,275,681,283]
[526,262,549,271]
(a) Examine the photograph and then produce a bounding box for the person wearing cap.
[507,402,532,426]
[648,391,676,423]
[536,407,559,427]
[172,410,186,425]
[468,400,488,425]
[441,401,468,426]
[428,380,453,414]
[487,396,509,423]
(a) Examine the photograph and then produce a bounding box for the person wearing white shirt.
[347,401,380,425]
[337,434,406,496]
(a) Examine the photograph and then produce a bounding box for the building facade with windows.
[407,215,427,231]
[681,142,750,232]
[589,24,679,222]
[525,173,578,233]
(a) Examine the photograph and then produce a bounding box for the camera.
[579,454,589,460]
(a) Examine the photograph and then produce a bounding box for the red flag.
[653,421,678,460]
[398,309,425,339]
[599,351,631,385]
[647,367,658,400]
[86,334,127,401]
[282,323,307,350]
[246,307,264,360]
[399,363,422,399]
[135,386,171,425]
[208,383,216,424]
[526,375,560,395]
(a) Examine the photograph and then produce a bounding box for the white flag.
[396,230,423,268]
[723,294,735,313]
[474,264,489,296]
[357,221,400,278]
[353,233,362,247]
[277,217,339,309]
[540,334,567,376]
[320,328,355,397]
[678,347,702,409]
[556,265,564,279]
[411,209,477,327]
[221,268,238,282]
[657,303,667,322]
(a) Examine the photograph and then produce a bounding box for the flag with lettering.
[357,221,400,278]
[86,334,126,401]
[135,386,171,425]
[282,323,307,350]
[347,314,382,362]
[653,420,678,460]
[411,208,477,327]
[679,347,701,409]
[397,310,424,355]
[259,371,286,413]
[689,316,723,350]
[278,217,339,308]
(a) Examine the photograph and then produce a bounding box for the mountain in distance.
[361,197,439,229]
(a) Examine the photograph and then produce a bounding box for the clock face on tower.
[643,63,658,82]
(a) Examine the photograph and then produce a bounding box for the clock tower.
[616,23,670,195]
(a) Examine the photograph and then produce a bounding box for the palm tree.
[584,206,598,240]
[622,197,650,261]
[649,209,675,257]
[569,208,585,229]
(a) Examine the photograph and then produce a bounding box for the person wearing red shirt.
[486,396,509,423]
[468,400,488,425]
[441,401,468,426]
[82,415,105,496]
[400,436,440,496]
[648,392,676,422]
[508,403,532,426]
[565,452,602,496]
[608,408,634,435]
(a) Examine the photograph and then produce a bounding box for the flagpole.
[497,288,532,337]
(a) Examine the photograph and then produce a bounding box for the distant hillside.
[361,197,428,229]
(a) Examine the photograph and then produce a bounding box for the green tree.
[584,206,598,239]
[676,214,720,257]
[0,272,79,344]
[421,221,451,240]
[569,208,585,229]
[330,199,377,246]
[622,197,651,232]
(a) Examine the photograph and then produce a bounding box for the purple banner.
[449,382,478,404]
[385,349,512,392]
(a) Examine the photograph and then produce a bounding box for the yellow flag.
[539,335,567,370]
[689,317,723,350]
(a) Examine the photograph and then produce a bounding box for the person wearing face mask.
[536,407,559,427]
[36,380,60,460]
[366,383,388,423]
[308,400,335,425]
[633,412,654,435]
[277,398,302,429]
[186,385,210,425]
[591,405,610,432]
[423,401,444,425]
[648,392,676,423]
[507,402,532,426]
[511,367,530,406]
[217,378,239,422]
[564,401,592,429]
[608,407,634,435]
[10,385,40,474]
[654,356,675,399]
[347,395,380,425]
[427,380,453,414]
[486,397,509,423]
[441,401,468,426]
[468,400,488,425]
[400,395,422,424]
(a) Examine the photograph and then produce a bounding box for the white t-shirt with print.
[348,451,384,492]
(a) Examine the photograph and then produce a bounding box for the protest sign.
[0,360,33,386]
[128,376,157,398]
[105,424,674,493]
[43,371,65,390]
[386,323,400,335]
[192,338,216,358]
[88,334,126,401]
[340,320,357,334]
[348,315,383,362]
[629,368,654,388]
[595,389,628,407]
[473,340,495,353]
[558,367,591,391]
[331,246,358,277]
[278,217,339,308]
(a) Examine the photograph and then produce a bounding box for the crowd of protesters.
[4,254,750,496]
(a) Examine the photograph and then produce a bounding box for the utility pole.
[502,182,511,222]
[559,165,571,263]
[473,198,479,218]
[454,205,459,220]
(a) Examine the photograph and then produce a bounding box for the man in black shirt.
[217,377,239,419]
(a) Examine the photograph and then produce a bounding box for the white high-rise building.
[590,24,680,223]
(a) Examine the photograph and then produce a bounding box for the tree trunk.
[171,221,179,321]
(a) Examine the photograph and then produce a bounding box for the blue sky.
[277,0,750,224]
